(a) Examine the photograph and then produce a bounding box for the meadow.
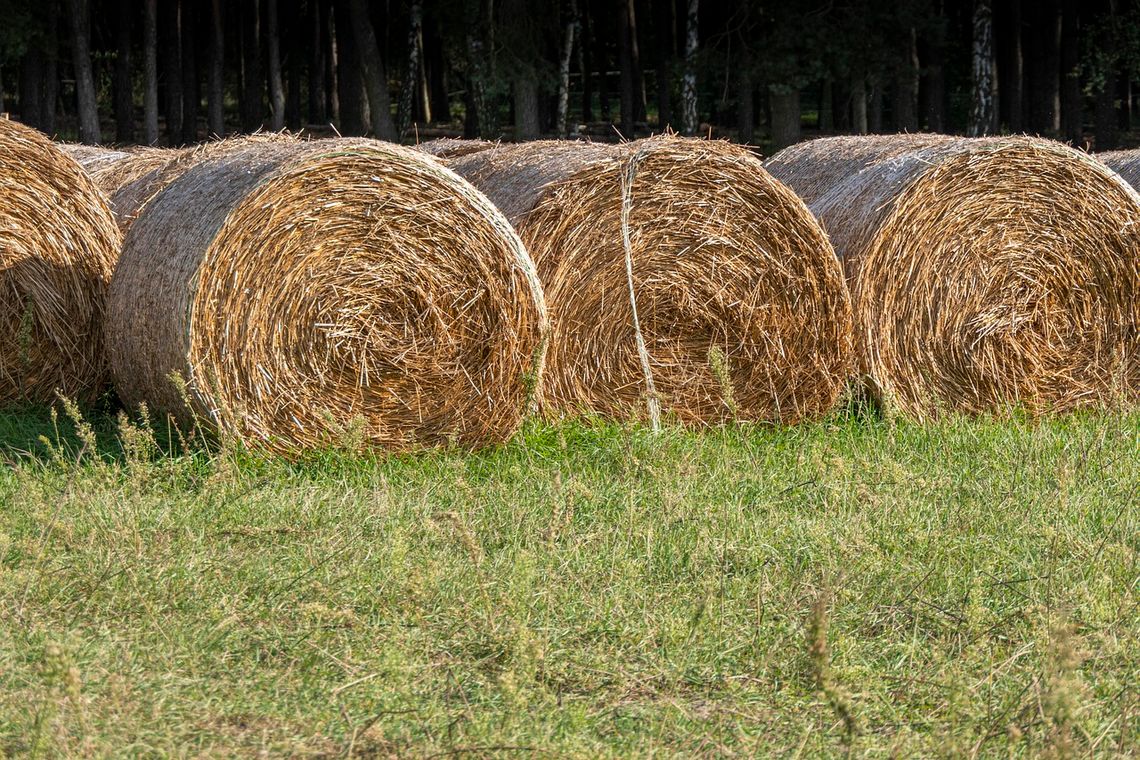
[0,404,1136,757]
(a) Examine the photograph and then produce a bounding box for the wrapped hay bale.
[0,120,120,403]
[769,135,1140,418]
[763,133,955,206]
[107,138,547,453]
[449,136,854,424]
[415,137,495,159]
[1098,149,1140,191]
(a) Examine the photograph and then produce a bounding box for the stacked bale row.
[6,122,548,452]
[766,135,1140,418]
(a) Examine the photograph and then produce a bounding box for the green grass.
[0,405,1137,757]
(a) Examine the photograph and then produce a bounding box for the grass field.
[0,404,1137,757]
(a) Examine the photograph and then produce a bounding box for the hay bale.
[60,144,187,231]
[770,135,1140,418]
[0,120,120,403]
[415,137,495,159]
[1098,149,1140,191]
[107,138,548,453]
[102,135,297,234]
[763,133,956,206]
[448,136,854,424]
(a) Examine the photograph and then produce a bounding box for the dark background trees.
[1,0,1139,149]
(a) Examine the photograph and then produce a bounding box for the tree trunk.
[397,0,423,137]
[19,48,44,130]
[114,0,135,142]
[919,9,946,132]
[266,0,285,130]
[894,26,918,131]
[161,0,183,140]
[997,0,1022,131]
[308,0,326,124]
[851,74,868,134]
[619,0,635,135]
[630,0,647,123]
[1059,0,1081,144]
[595,5,610,122]
[346,0,396,140]
[769,87,799,150]
[1027,0,1060,134]
[425,16,450,123]
[181,0,199,143]
[208,0,225,135]
[870,76,884,132]
[332,0,362,135]
[653,0,672,129]
[285,0,302,130]
[240,0,262,132]
[819,77,833,132]
[514,71,540,140]
[681,0,698,135]
[326,0,339,123]
[1094,1,1118,151]
[969,0,995,136]
[65,0,101,144]
[736,54,752,142]
[578,3,593,123]
[555,0,578,136]
[40,0,59,135]
[144,0,159,142]
[463,0,494,138]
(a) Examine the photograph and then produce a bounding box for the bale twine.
[415,137,495,159]
[778,136,1140,418]
[764,133,955,206]
[449,136,854,424]
[1098,149,1140,192]
[0,120,120,403]
[107,138,547,453]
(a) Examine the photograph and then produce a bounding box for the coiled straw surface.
[415,137,495,159]
[1098,149,1140,192]
[0,120,120,402]
[763,133,955,206]
[768,135,1140,418]
[449,136,854,424]
[107,138,547,453]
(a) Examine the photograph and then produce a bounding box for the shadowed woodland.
[2,0,1140,151]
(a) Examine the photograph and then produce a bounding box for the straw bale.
[0,120,120,403]
[107,138,547,453]
[763,133,955,206]
[772,135,1140,418]
[1098,149,1140,192]
[449,136,854,424]
[415,137,495,159]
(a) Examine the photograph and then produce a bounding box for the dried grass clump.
[763,133,955,206]
[415,137,495,159]
[771,136,1140,418]
[1098,149,1140,191]
[0,120,120,403]
[449,136,854,424]
[107,138,547,453]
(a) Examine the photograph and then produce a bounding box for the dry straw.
[107,138,547,453]
[768,135,1140,418]
[762,133,955,207]
[1098,149,1140,192]
[448,136,854,424]
[0,120,120,403]
[60,143,187,232]
[415,137,495,159]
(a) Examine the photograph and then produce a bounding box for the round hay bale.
[60,144,187,231]
[107,138,547,453]
[0,120,120,403]
[1098,149,1140,191]
[764,133,956,206]
[415,137,495,159]
[792,136,1140,418]
[449,136,854,424]
[107,134,295,234]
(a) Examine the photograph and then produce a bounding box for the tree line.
[1,0,1138,150]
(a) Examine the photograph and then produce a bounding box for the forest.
[1,0,1140,151]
